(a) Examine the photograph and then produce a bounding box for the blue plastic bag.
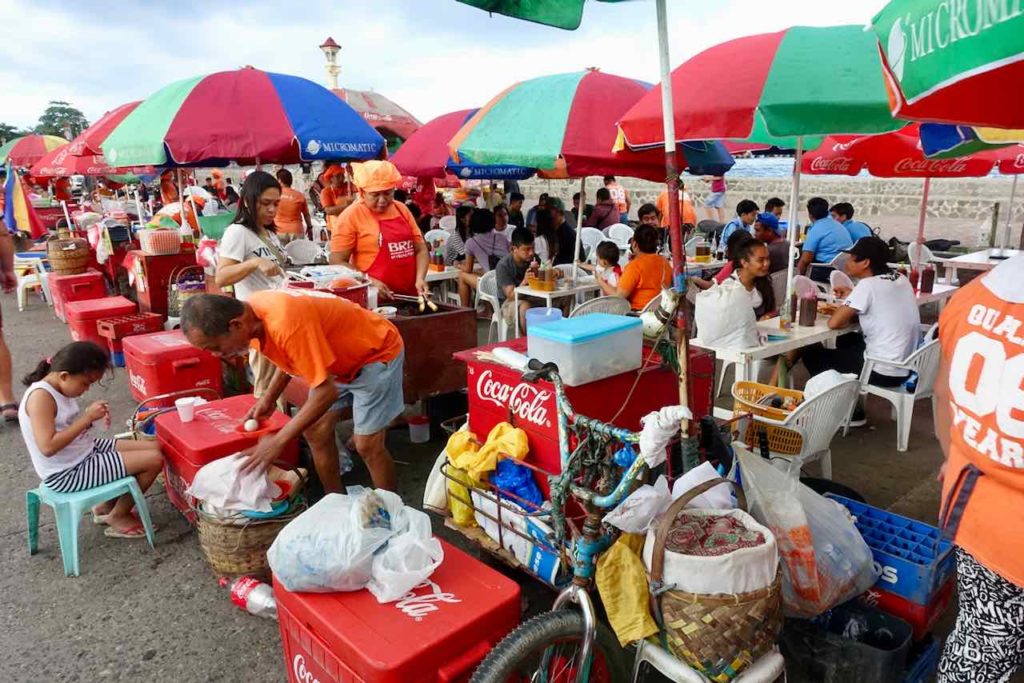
[490,459,544,511]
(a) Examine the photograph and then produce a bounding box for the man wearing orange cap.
[319,165,350,231]
[329,160,429,300]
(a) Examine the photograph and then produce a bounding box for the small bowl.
[235,419,275,437]
[374,306,398,317]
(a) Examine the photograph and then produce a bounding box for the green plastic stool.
[26,476,156,577]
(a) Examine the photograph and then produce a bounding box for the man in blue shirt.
[797,197,854,278]
[830,202,873,242]
[719,199,759,247]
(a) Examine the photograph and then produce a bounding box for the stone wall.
[518,174,1023,224]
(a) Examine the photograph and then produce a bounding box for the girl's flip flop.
[104,524,148,539]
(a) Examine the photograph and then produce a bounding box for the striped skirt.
[43,439,128,493]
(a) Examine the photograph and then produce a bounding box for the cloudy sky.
[1,0,874,130]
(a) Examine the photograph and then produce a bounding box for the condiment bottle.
[920,264,935,293]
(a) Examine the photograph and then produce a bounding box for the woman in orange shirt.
[328,160,429,300]
[273,169,312,243]
[319,165,350,232]
[599,224,671,310]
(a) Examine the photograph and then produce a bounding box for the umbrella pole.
[60,200,72,229]
[572,177,585,281]
[915,177,931,247]
[782,136,804,327]
[1000,174,1018,252]
[656,0,690,436]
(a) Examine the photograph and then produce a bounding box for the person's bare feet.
[91,503,115,521]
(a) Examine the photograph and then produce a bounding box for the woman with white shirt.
[215,171,286,398]
[728,235,776,320]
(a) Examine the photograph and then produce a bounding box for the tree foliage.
[34,101,89,138]
[0,123,25,144]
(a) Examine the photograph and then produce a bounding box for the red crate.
[49,271,107,323]
[155,395,297,522]
[273,539,521,683]
[123,329,222,402]
[65,296,137,349]
[96,312,166,340]
[858,577,955,641]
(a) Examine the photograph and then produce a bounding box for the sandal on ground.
[104,523,148,539]
[93,510,158,532]
[1,404,17,422]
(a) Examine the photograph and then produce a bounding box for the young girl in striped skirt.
[19,342,163,539]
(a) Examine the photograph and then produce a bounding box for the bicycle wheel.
[470,609,630,683]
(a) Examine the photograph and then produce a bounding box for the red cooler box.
[274,539,521,683]
[65,296,137,349]
[155,394,298,521]
[50,271,108,323]
[123,329,222,402]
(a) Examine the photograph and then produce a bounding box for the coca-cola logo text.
[474,369,553,428]
[893,157,969,174]
[395,579,461,621]
[809,157,853,173]
[292,655,323,683]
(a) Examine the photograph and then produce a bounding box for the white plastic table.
[513,279,601,336]
[914,282,959,309]
[936,248,1020,284]
[425,266,461,303]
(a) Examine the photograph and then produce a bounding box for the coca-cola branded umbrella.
[69,102,141,156]
[30,142,155,179]
[802,125,1001,247]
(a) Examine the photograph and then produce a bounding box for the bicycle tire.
[470,609,630,683]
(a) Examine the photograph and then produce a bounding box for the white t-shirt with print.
[845,272,921,376]
[219,224,285,301]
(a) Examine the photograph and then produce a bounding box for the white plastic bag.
[605,476,671,533]
[368,507,444,603]
[267,489,404,593]
[639,406,692,468]
[188,454,280,514]
[694,279,760,349]
[829,270,854,300]
[735,447,878,618]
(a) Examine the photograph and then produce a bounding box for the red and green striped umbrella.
[455,0,631,30]
[449,69,674,181]
[617,25,902,149]
[0,134,68,168]
[102,67,385,167]
[68,101,140,156]
[870,0,1024,129]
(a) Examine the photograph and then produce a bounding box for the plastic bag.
[792,275,818,300]
[188,454,281,514]
[490,459,543,511]
[445,430,480,527]
[268,489,402,593]
[694,279,760,349]
[367,506,444,603]
[670,462,734,510]
[829,270,854,300]
[604,476,671,533]
[596,534,659,646]
[735,447,878,618]
[639,405,691,468]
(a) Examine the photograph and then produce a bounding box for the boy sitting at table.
[781,236,921,425]
[496,228,539,335]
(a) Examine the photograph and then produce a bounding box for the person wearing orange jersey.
[53,177,72,203]
[318,165,351,232]
[159,170,178,206]
[655,183,697,228]
[934,253,1024,682]
[329,160,429,300]
[273,169,312,243]
[181,290,405,493]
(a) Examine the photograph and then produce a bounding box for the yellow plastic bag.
[472,422,529,477]
[596,534,659,647]
[446,431,480,527]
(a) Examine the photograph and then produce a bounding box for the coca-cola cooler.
[456,339,714,491]
[155,394,298,522]
[49,271,108,323]
[273,539,521,683]
[123,329,222,402]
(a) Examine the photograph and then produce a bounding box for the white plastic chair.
[283,239,319,266]
[439,215,457,232]
[580,228,604,259]
[638,292,662,315]
[423,229,450,247]
[15,256,51,311]
[569,295,630,318]
[907,242,935,265]
[606,223,634,246]
[844,339,941,452]
[632,640,785,683]
[477,270,507,343]
[749,378,862,479]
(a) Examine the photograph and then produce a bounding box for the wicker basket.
[731,381,804,421]
[650,479,783,682]
[46,236,90,275]
[195,498,306,579]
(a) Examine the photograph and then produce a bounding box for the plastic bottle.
[920,264,935,293]
[220,576,277,619]
[909,267,920,291]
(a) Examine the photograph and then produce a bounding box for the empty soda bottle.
[220,576,277,619]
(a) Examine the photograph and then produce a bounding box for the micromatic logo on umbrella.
[305,139,379,156]
[894,157,970,174]
[886,4,1022,81]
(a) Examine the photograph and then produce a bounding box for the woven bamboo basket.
[195,498,306,579]
[650,479,783,682]
[731,381,803,421]
[47,235,90,275]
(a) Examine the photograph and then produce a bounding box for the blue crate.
[111,351,125,368]
[903,634,940,683]
[827,494,954,605]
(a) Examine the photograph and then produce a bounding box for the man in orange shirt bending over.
[180,290,405,493]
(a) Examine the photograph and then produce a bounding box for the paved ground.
[0,290,1010,682]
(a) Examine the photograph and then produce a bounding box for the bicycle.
[445,358,692,683]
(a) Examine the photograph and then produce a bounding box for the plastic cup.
[175,397,196,423]
[408,415,430,444]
